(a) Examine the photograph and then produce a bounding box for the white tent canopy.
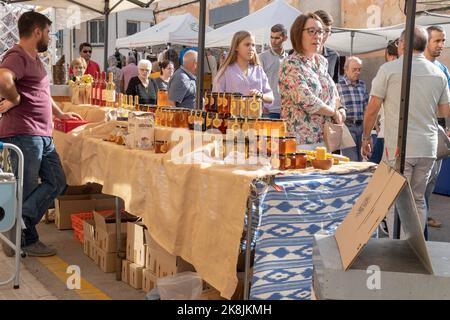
[205,0,301,49]
[327,13,450,56]
[6,0,158,29]
[116,13,212,48]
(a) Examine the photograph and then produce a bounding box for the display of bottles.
[99,71,107,107]
[106,72,116,108]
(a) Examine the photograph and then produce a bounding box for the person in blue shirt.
[424,25,450,233]
[179,46,198,66]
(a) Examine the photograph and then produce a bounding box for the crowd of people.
[0,9,449,258]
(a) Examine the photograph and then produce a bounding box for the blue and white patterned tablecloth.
[249,171,373,300]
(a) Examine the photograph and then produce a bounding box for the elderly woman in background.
[107,55,122,93]
[126,59,158,105]
[69,57,87,79]
[279,13,344,150]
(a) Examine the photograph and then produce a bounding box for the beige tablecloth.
[60,101,111,123]
[53,121,273,299]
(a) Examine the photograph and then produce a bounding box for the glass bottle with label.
[106,72,116,108]
[99,71,107,107]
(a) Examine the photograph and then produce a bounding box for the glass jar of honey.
[295,153,307,169]
[221,93,231,115]
[210,92,219,113]
[230,94,241,118]
[157,89,168,107]
[240,96,249,118]
[179,109,190,128]
[155,140,169,154]
[248,95,262,119]
[286,153,296,170]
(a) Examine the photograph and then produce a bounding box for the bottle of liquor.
[134,95,139,111]
[91,71,98,105]
[106,72,116,108]
[100,71,107,107]
[95,72,104,106]
[128,95,134,112]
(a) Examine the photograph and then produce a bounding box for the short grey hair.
[400,26,428,52]
[137,59,152,71]
[183,50,198,64]
[344,56,362,69]
[127,54,136,64]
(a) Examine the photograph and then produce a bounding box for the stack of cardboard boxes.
[82,212,127,273]
[122,221,197,292]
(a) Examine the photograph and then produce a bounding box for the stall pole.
[195,0,207,110]
[103,0,110,72]
[115,196,122,281]
[393,0,416,239]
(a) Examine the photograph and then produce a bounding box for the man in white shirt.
[362,26,450,237]
[259,24,288,119]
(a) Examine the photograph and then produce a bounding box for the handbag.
[437,124,450,160]
[323,122,356,152]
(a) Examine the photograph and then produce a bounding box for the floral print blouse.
[279,52,337,145]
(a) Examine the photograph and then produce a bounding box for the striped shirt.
[337,76,369,121]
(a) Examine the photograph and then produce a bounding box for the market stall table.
[52,113,375,299]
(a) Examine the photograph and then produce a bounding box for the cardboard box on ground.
[55,183,123,230]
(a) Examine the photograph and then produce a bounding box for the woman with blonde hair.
[213,30,273,104]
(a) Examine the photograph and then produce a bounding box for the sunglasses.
[82,50,92,53]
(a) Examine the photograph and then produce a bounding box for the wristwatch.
[362,135,371,142]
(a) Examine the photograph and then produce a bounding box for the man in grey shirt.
[168,50,198,109]
[259,24,288,119]
[362,26,450,238]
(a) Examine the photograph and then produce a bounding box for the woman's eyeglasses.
[388,39,399,47]
[82,50,92,54]
[303,28,325,36]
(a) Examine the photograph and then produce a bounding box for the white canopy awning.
[116,13,212,48]
[205,0,301,49]
[328,12,450,56]
[5,0,158,29]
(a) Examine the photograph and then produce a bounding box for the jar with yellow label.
[248,95,262,119]
[240,96,249,118]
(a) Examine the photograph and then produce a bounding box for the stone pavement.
[0,252,57,300]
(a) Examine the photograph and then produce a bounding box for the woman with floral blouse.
[279,13,345,149]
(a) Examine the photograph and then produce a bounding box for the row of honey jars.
[204,92,234,114]
[271,153,308,170]
[226,118,287,137]
[257,136,297,156]
[187,110,229,133]
[155,107,190,128]
[230,95,263,119]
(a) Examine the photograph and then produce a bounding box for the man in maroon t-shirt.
[0,11,82,257]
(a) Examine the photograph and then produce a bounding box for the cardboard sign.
[335,162,406,270]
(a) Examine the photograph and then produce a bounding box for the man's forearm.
[51,98,64,118]
[0,69,20,104]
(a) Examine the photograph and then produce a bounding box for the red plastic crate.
[71,211,112,244]
[54,118,88,133]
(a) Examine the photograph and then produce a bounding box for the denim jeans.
[0,135,67,246]
[341,123,363,162]
[369,137,384,164]
[263,112,280,119]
